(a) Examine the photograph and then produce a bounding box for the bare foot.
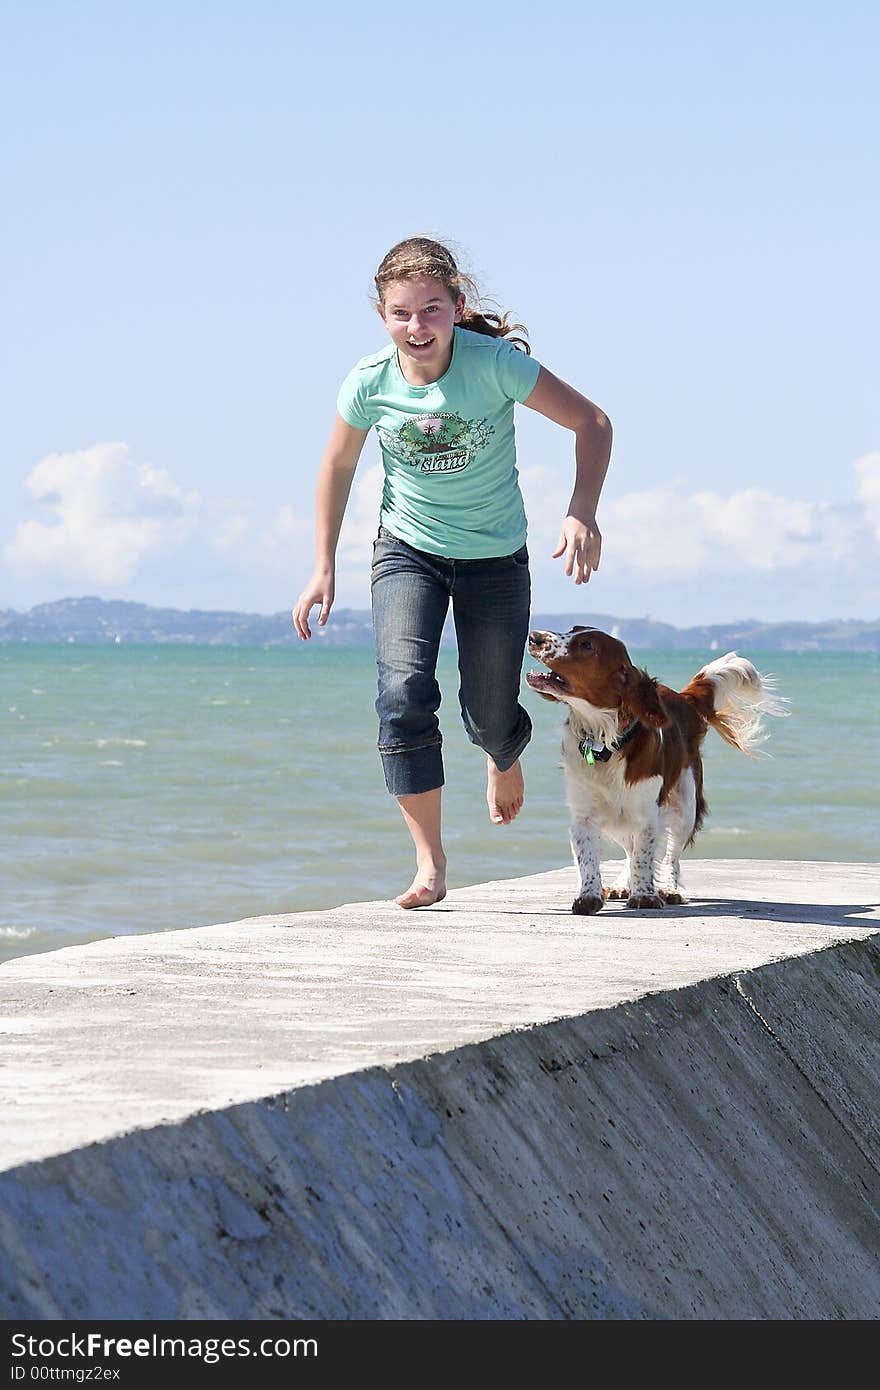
[395,861,447,909]
[486,757,524,826]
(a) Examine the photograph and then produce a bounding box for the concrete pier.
[1,859,878,1319]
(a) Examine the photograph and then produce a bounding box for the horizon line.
[2,595,878,630]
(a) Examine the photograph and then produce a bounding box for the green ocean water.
[1,643,877,963]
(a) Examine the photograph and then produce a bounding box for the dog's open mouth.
[525,668,568,694]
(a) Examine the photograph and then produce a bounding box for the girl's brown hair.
[374,237,531,354]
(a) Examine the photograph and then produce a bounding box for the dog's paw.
[626,893,664,911]
[603,886,629,900]
[572,894,604,915]
[659,889,684,906]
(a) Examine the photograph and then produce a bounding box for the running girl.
[293,237,612,908]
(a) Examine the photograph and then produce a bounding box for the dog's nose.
[529,629,550,646]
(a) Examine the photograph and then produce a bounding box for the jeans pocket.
[373,529,398,562]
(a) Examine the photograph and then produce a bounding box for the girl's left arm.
[522,366,612,585]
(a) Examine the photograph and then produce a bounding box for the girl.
[293,237,612,909]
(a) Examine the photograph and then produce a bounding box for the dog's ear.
[617,665,668,728]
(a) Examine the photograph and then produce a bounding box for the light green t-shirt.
[336,326,541,558]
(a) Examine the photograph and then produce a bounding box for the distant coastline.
[1,596,878,652]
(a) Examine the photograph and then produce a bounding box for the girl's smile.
[378,273,464,385]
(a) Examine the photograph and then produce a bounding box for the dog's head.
[526,627,668,728]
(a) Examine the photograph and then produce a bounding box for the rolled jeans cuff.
[484,709,533,772]
[378,739,445,797]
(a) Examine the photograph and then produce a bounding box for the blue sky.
[3,1,878,624]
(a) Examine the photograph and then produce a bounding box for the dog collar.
[578,719,641,766]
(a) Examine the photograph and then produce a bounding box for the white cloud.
[5,443,201,586]
[854,451,880,541]
[210,513,250,551]
[269,453,879,618]
[337,463,384,564]
[257,502,311,560]
[602,487,851,574]
[247,467,383,608]
[5,442,877,621]
[255,465,382,595]
[520,456,877,584]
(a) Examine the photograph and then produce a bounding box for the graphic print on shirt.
[377,413,495,474]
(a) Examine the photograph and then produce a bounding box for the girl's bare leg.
[395,788,448,908]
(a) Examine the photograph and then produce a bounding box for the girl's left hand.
[553,514,602,585]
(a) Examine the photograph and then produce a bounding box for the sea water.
[1,643,877,963]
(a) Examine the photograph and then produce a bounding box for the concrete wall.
[3,934,879,1320]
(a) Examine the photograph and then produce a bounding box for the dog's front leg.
[570,817,604,914]
[626,820,663,910]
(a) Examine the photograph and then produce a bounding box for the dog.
[526,627,787,913]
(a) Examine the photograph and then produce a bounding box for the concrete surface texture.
[0,859,878,1319]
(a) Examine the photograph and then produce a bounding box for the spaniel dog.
[526,628,787,913]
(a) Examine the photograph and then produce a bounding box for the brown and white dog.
[526,628,787,913]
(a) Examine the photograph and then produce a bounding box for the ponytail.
[458,305,531,354]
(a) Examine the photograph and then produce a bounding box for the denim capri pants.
[370,525,533,796]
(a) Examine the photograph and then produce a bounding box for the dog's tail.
[681,653,789,755]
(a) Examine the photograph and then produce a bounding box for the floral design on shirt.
[378,412,495,474]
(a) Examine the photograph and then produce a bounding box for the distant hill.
[1,596,878,652]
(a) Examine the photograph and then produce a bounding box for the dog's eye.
[578,639,593,652]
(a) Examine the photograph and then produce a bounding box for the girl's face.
[378,274,464,379]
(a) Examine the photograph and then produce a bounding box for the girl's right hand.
[292,570,335,641]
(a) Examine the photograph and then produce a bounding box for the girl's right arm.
[291,414,370,640]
